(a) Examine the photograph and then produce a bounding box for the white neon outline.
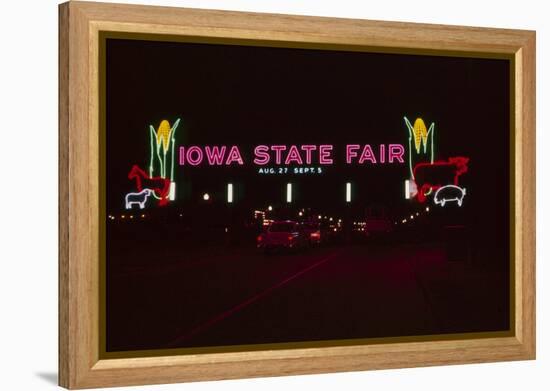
[169,118,180,182]
[433,185,467,207]
[125,189,153,210]
[346,182,351,203]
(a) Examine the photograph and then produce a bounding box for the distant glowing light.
[286,183,292,203]
[426,206,430,212]
[346,182,352,202]
[318,215,322,219]
[227,183,233,203]
[298,211,303,216]
[203,193,210,201]
[410,215,414,219]
[268,205,273,211]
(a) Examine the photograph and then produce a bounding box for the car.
[301,222,323,245]
[257,221,309,253]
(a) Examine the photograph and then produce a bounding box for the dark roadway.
[106,241,509,353]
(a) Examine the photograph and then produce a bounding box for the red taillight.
[257,235,263,243]
[288,235,294,241]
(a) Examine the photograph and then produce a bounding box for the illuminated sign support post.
[227,183,233,203]
[286,183,292,203]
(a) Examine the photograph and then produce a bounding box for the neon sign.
[149,118,180,201]
[125,189,153,209]
[413,157,469,203]
[434,185,467,207]
[404,117,435,179]
[403,116,469,203]
[178,144,405,166]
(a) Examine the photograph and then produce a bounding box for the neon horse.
[128,165,171,206]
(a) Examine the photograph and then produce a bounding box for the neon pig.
[179,146,244,165]
[346,144,405,164]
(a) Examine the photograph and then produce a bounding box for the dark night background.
[105,37,511,353]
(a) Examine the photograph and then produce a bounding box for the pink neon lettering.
[179,147,185,165]
[359,145,377,164]
[186,146,203,166]
[379,144,386,163]
[254,145,270,165]
[319,145,333,164]
[346,144,360,164]
[205,146,226,165]
[226,146,244,165]
[300,145,317,164]
[389,144,405,163]
[285,145,303,165]
[271,145,287,165]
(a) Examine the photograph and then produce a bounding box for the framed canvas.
[59,1,536,389]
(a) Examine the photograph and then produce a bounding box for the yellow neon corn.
[413,118,429,153]
[156,120,172,152]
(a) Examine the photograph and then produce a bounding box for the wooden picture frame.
[59,1,535,389]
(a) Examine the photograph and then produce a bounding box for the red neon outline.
[412,157,469,203]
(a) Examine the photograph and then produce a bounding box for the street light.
[203,193,210,201]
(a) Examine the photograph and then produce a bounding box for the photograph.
[103,35,512,354]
